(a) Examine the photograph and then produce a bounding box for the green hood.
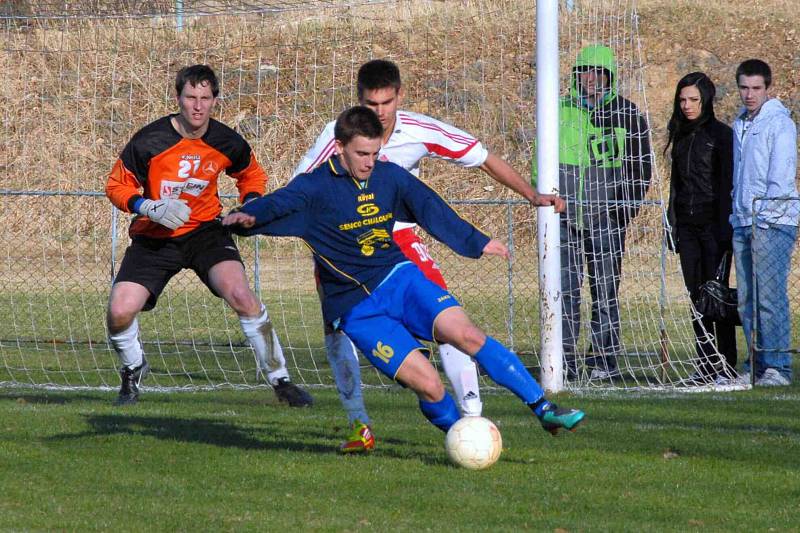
[569,44,618,106]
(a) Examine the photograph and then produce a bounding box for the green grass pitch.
[1,377,799,531]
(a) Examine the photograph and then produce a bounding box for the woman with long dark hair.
[666,72,737,383]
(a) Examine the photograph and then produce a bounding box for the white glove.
[138,198,191,230]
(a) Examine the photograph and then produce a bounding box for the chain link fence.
[0,190,547,389]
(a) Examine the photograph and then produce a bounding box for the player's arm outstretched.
[223,175,315,237]
[396,169,503,260]
[480,152,565,212]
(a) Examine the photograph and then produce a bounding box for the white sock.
[109,318,143,370]
[439,343,483,416]
[325,331,370,424]
[240,306,288,386]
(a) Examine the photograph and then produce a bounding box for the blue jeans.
[561,216,626,373]
[732,224,797,380]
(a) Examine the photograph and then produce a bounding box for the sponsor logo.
[338,212,393,231]
[182,178,209,197]
[357,193,375,202]
[202,160,220,176]
[160,178,209,199]
[357,228,391,256]
[437,294,452,303]
[160,180,184,199]
[371,341,394,364]
[356,203,380,217]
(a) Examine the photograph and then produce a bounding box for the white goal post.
[0,0,737,393]
[536,0,563,393]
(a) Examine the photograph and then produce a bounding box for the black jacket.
[667,118,733,252]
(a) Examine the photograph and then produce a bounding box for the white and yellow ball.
[445,416,502,470]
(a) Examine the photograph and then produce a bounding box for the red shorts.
[392,227,448,290]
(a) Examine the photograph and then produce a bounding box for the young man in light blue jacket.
[730,59,798,386]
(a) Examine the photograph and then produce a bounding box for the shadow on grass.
[43,412,450,464]
[47,413,338,454]
[0,392,104,405]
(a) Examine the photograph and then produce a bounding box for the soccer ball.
[445,416,502,470]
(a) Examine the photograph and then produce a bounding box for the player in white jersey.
[294,59,565,452]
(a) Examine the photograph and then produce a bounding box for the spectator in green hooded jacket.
[533,44,652,381]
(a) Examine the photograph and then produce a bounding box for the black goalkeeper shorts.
[114,221,244,311]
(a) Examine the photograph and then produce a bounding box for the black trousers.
[676,222,737,375]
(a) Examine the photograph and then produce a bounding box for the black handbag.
[695,252,741,326]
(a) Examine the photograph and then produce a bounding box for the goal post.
[536,0,563,393]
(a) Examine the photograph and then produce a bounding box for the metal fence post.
[506,201,515,351]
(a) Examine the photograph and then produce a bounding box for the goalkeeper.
[224,106,584,437]
[294,59,565,452]
[104,64,312,407]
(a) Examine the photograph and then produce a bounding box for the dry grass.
[0,0,798,247]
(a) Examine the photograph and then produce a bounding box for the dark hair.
[334,106,383,145]
[736,59,772,88]
[357,59,401,99]
[175,64,219,97]
[664,72,716,155]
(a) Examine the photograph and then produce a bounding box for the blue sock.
[419,392,460,432]
[474,336,546,408]
[326,332,370,425]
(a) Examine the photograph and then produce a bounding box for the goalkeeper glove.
[137,198,192,230]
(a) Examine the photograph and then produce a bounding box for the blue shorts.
[340,263,460,379]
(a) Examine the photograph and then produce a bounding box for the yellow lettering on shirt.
[339,212,393,231]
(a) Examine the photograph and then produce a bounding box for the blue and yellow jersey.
[235,156,490,322]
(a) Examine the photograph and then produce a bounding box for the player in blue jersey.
[296,59,566,452]
[223,106,585,437]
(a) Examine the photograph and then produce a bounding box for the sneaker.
[589,368,618,380]
[339,419,375,454]
[713,374,735,386]
[273,378,314,407]
[538,403,585,435]
[755,368,791,387]
[731,372,752,386]
[115,357,149,406]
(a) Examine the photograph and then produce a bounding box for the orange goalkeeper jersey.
[106,114,267,239]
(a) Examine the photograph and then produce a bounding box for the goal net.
[0,0,733,392]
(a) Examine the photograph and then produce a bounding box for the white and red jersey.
[293,110,488,232]
[294,110,488,286]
